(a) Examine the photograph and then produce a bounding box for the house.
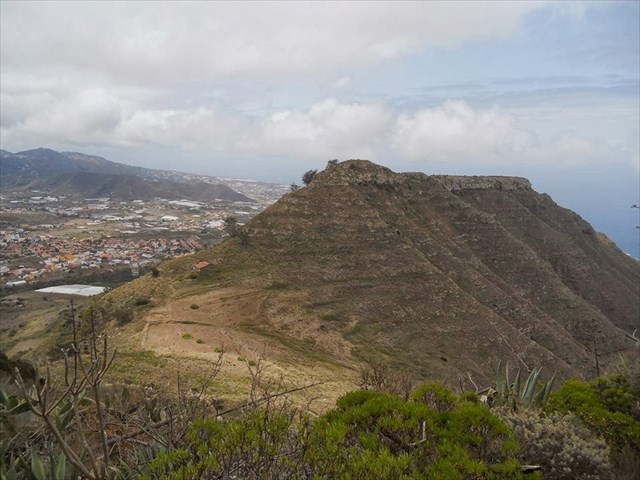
[194,261,210,270]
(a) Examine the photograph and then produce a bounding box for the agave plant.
[0,447,73,480]
[494,360,556,410]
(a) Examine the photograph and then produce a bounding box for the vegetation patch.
[133,296,151,306]
[264,281,291,291]
[239,323,339,365]
[319,311,347,324]
[304,299,338,310]
[187,263,238,285]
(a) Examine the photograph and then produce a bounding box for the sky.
[1,1,639,255]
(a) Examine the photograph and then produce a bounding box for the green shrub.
[134,297,151,306]
[189,304,199,310]
[181,333,193,340]
[546,374,640,476]
[265,281,290,290]
[412,381,457,412]
[140,385,526,479]
[546,375,640,451]
[149,411,307,479]
[308,388,523,479]
[114,307,134,325]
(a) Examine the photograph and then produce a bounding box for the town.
[1,183,288,290]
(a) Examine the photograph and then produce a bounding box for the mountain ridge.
[104,159,639,385]
[0,148,254,202]
[29,171,252,202]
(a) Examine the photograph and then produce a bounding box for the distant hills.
[108,160,639,385]
[31,171,251,202]
[0,148,253,202]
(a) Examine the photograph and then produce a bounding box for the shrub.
[150,411,309,479]
[134,297,151,306]
[546,375,640,451]
[499,408,612,480]
[308,388,524,479]
[189,304,199,310]
[114,306,134,325]
[360,362,414,400]
[546,374,640,477]
[412,382,457,413]
[265,281,290,291]
[181,333,193,340]
[302,169,318,186]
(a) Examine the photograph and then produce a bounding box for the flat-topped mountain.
[108,160,640,385]
[0,148,253,202]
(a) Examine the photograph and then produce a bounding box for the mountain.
[0,148,150,179]
[107,160,639,386]
[31,171,252,202]
[0,148,253,202]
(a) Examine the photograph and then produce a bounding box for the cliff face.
[117,160,639,384]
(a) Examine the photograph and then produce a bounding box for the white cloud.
[392,100,531,162]
[390,100,613,167]
[252,99,391,160]
[114,99,391,161]
[0,2,542,86]
[116,106,248,151]
[1,93,620,171]
[2,87,123,147]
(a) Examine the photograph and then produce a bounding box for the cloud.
[2,95,390,162]
[392,100,531,162]
[391,100,612,167]
[114,99,391,161]
[2,87,123,146]
[1,92,623,171]
[0,2,542,86]
[116,106,248,151]
[252,99,391,160]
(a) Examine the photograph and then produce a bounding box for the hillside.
[0,148,253,202]
[106,160,640,388]
[0,148,150,180]
[30,171,252,202]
